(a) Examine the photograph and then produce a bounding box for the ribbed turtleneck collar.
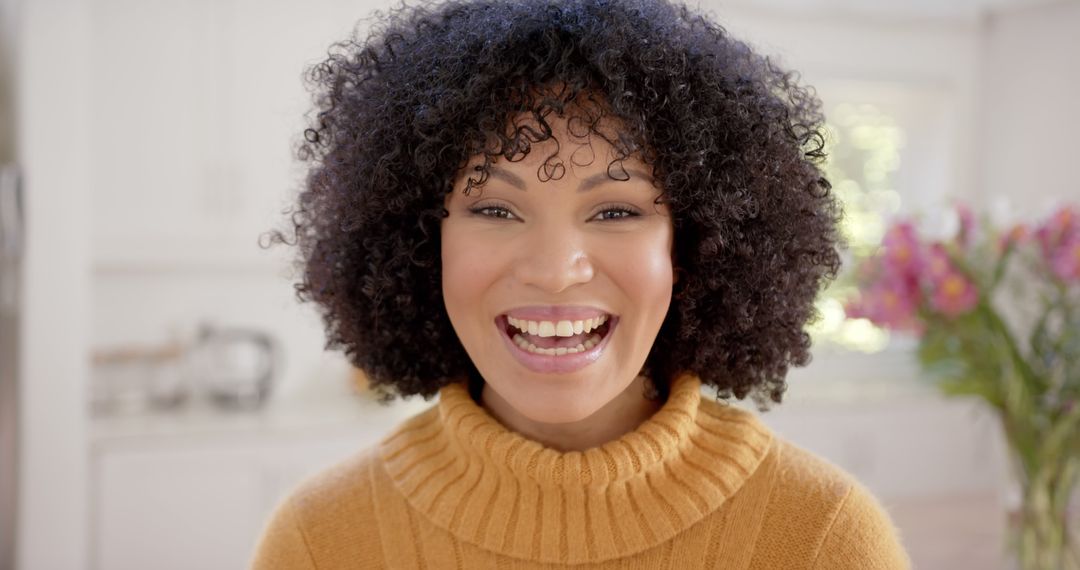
[378,372,774,564]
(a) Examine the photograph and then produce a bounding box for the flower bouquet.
[844,203,1080,570]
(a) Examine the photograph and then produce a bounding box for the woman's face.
[440,113,676,423]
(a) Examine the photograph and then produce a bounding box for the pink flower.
[845,219,931,333]
[1050,236,1080,282]
[1035,205,1079,260]
[880,221,923,283]
[930,271,979,317]
[844,276,922,332]
[921,243,953,282]
[918,241,978,317]
[996,223,1030,253]
[956,203,976,249]
[843,298,865,319]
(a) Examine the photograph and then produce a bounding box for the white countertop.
[89,384,435,446]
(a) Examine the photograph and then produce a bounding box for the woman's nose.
[513,224,595,294]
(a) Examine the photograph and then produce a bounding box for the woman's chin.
[480,367,636,429]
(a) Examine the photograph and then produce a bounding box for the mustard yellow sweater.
[250,372,911,568]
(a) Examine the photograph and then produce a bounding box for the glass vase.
[1003,446,1080,570]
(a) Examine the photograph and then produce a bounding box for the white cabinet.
[88,0,368,271]
[89,397,430,570]
[95,442,267,570]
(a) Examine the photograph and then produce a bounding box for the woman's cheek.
[605,226,674,294]
[440,226,476,325]
[441,224,504,326]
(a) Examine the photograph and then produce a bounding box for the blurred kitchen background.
[2,0,1079,568]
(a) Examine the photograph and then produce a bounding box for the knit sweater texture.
[250,372,911,568]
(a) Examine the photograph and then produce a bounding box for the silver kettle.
[186,322,278,410]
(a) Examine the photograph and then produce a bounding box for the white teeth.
[507,315,610,337]
[584,314,609,334]
[512,333,602,355]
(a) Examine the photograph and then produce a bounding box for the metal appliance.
[1,3,20,566]
[1,164,22,570]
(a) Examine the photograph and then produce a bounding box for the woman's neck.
[478,375,664,452]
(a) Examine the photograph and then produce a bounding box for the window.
[806,79,959,357]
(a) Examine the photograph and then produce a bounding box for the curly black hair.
[262,0,843,410]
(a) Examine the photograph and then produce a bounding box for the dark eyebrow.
[483,167,527,190]
[485,166,654,192]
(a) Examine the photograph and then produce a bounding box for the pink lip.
[494,314,618,374]
[500,305,614,321]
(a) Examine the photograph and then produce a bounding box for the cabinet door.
[95,443,264,570]
[92,432,377,570]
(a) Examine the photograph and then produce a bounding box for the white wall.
[977,0,1080,218]
[15,0,91,568]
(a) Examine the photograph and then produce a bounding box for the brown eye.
[468,203,516,220]
[593,206,641,221]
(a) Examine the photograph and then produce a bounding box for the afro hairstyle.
[263,0,843,410]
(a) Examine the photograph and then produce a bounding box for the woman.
[252,0,911,567]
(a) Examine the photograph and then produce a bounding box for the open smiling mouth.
[495,314,617,357]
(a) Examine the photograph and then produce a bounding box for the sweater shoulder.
[773,437,855,502]
[750,436,910,569]
[254,445,386,568]
[812,475,912,569]
[286,400,440,515]
[288,444,382,516]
